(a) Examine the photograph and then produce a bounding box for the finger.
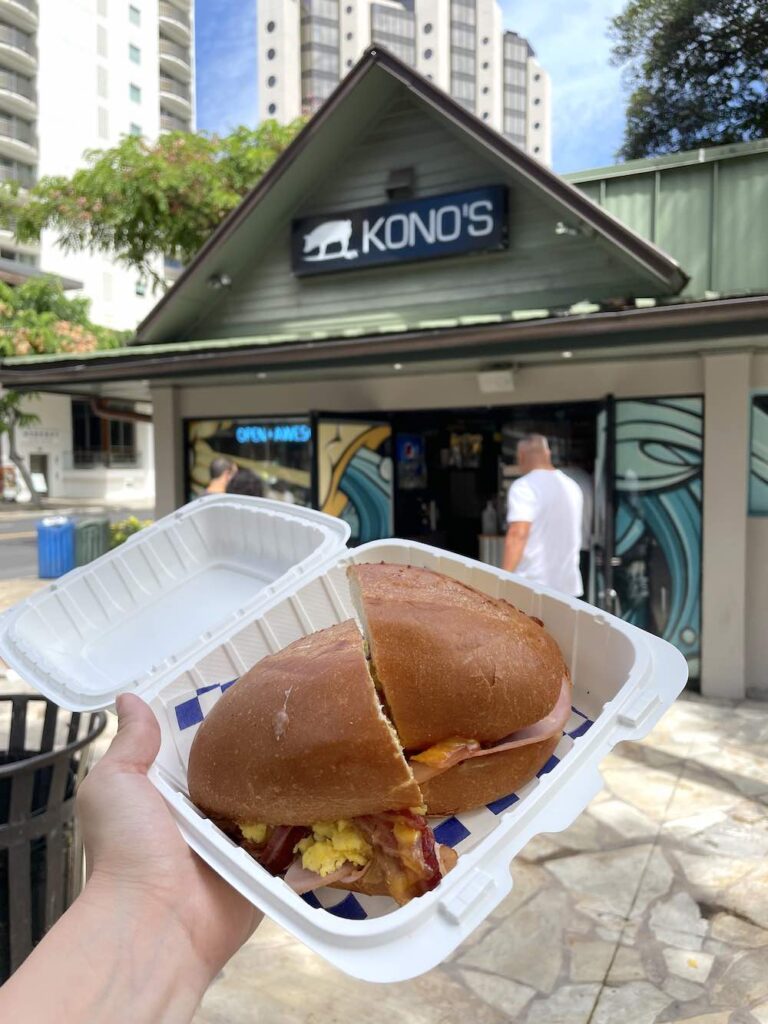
[102,693,161,775]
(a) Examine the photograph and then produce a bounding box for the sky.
[195,0,629,173]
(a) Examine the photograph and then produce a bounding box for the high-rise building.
[0,0,195,329]
[258,0,551,164]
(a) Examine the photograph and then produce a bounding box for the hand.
[78,694,261,980]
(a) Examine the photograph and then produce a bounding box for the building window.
[129,43,140,64]
[97,0,108,16]
[482,85,489,94]
[371,2,416,65]
[533,120,540,129]
[129,122,142,136]
[534,72,541,81]
[749,394,768,514]
[135,278,146,296]
[129,5,140,26]
[423,22,432,33]
[534,145,540,153]
[71,400,136,468]
[346,4,352,12]
[97,24,108,58]
[267,47,276,59]
[424,48,432,58]
[482,61,488,69]
[268,103,276,114]
[346,31,352,40]
[482,112,488,120]
[482,36,489,44]
[97,65,108,98]
[267,75,276,86]
[266,20,275,32]
[533,97,540,105]
[300,0,341,112]
[129,83,141,103]
[98,106,109,139]
[346,58,353,67]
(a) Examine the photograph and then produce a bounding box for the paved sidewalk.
[189,696,768,1024]
[0,574,766,1021]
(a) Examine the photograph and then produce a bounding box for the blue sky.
[195,1,628,173]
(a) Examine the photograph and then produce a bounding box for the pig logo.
[302,219,358,261]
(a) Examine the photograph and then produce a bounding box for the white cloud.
[499,0,629,172]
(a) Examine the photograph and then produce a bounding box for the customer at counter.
[502,434,584,596]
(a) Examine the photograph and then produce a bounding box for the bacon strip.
[410,674,572,784]
[257,825,310,875]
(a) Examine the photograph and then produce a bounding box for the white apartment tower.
[0,0,195,329]
[258,0,551,164]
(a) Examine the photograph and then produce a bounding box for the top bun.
[187,619,421,825]
[348,563,567,751]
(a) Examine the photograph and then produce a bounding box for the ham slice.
[410,673,572,784]
[284,857,366,895]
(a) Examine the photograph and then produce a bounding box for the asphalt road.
[0,504,153,580]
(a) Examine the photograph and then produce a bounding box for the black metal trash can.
[0,694,107,981]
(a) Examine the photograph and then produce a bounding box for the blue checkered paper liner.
[169,681,594,921]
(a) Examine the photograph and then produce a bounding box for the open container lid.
[0,496,350,711]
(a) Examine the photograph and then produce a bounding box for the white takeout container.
[0,495,688,982]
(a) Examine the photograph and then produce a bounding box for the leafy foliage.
[0,390,41,504]
[610,0,768,159]
[0,277,128,357]
[0,121,305,289]
[110,515,153,548]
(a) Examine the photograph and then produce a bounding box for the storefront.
[2,48,766,700]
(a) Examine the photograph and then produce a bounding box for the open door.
[592,395,617,611]
[311,413,394,545]
[594,395,704,683]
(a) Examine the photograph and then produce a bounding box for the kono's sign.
[291,186,507,276]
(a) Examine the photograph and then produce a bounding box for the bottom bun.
[419,734,560,816]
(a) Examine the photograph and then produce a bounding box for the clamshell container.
[0,496,688,982]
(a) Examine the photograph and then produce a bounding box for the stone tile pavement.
[0,574,766,1021]
[191,695,768,1024]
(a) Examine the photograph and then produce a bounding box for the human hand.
[77,694,261,983]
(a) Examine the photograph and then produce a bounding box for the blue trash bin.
[37,517,75,579]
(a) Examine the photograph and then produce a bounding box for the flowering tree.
[0,121,305,291]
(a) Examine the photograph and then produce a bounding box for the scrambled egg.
[240,823,268,844]
[295,820,372,877]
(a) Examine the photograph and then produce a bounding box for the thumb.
[103,693,161,774]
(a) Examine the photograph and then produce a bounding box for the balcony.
[66,448,140,470]
[0,21,36,73]
[0,67,35,117]
[0,156,35,187]
[0,0,38,32]
[160,108,189,133]
[158,1,190,46]
[0,111,36,160]
[159,74,192,117]
[159,33,191,81]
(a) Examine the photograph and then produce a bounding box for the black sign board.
[291,186,508,276]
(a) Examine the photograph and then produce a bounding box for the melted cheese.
[295,820,372,877]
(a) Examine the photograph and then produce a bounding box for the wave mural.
[614,397,703,679]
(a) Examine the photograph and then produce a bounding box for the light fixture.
[561,350,573,359]
[393,362,403,370]
[207,272,232,289]
[554,221,579,237]
[257,371,267,380]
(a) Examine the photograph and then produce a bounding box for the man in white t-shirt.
[503,435,584,596]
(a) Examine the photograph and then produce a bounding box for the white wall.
[258,0,301,122]
[36,0,165,330]
[526,56,551,167]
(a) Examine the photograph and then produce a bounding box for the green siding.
[567,144,768,301]
[191,95,666,342]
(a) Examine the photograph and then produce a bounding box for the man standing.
[502,435,584,596]
[205,456,236,494]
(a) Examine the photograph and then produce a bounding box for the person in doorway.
[502,434,584,596]
[225,467,265,497]
[205,456,237,494]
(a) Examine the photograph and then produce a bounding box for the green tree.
[0,121,305,290]
[610,0,768,160]
[0,390,41,506]
[0,277,127,357]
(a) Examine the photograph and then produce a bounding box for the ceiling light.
[561,351,573,359]
[207,272,232,289]
[257,371,267,379]
[393,362,403,370]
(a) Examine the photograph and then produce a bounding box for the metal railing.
[0,159,35,186]
[0,113,35,146]
[159,75,190,101]
[159,36,190,64]
[0,23,36,55]
[0,68,34,100]
[160,109,188,132]
[159,1,190,28]
[67,448,140,470]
